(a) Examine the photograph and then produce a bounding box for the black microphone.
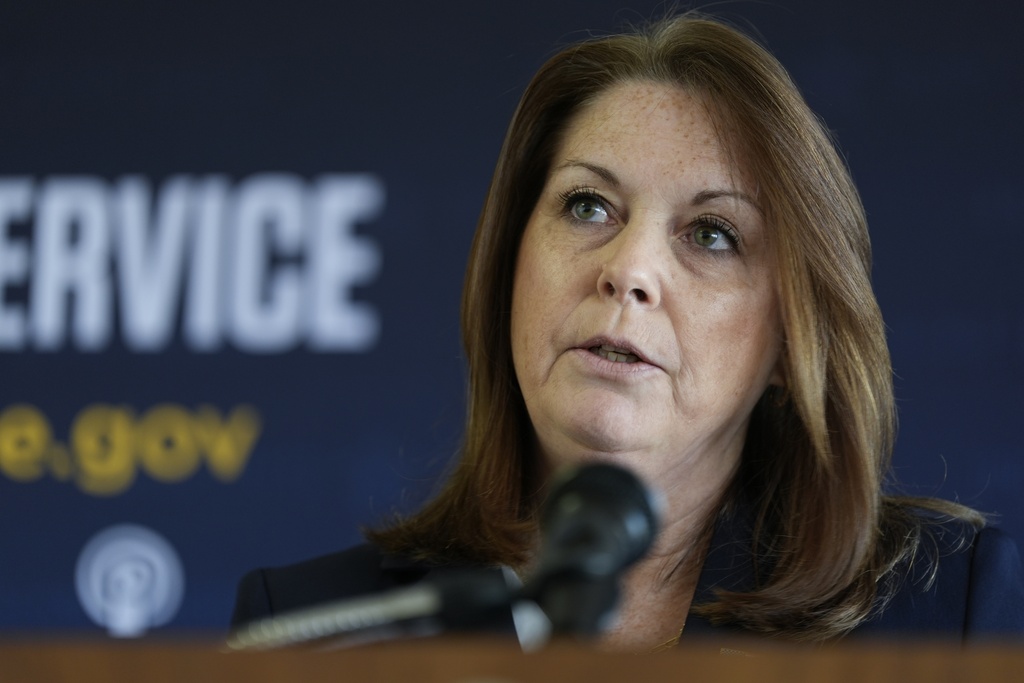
[226,463,658,650]
[523,462,660,636]
[226,569,512,651]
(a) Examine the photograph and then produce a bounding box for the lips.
[590,343,640,363]
[578,337,652,367]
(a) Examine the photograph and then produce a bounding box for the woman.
[232,13,1024,647]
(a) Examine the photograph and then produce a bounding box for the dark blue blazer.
[231,513,1024,643]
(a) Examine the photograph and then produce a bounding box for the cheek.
[511,226,584,386]
[726,290,782,385]
[686,284,781,390]
[510,236,548,386]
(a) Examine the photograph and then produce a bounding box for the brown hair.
[368,12,981,640]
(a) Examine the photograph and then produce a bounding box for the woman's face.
[510,81,782,493]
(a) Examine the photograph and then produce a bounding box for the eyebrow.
[555,159,761,213]
[692,189,761,213]
[556,160,621,187]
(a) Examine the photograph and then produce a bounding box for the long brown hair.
[368,12,981,640]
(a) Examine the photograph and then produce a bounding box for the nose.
[596,223,663,308]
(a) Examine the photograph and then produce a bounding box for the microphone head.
[536,462,660,581]
[522,462,661,636]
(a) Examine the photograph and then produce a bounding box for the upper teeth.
[593,344,639,363]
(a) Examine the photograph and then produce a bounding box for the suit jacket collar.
[683,499,760,638]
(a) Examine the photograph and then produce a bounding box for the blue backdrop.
[1,0,1022,634]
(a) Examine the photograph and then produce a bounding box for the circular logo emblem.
[75,524,185,637]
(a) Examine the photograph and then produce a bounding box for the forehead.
[573,81,712,138]
[552,81,753,194]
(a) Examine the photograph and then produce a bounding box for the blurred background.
[1,0,1021,635]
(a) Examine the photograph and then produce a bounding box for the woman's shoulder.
[956,524,1024,637]
[857,507,1024,641]
[230,543,434,628]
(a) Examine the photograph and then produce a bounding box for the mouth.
[589,343,641,364]
[581,335,651,368]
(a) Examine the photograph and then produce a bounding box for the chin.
[562,412,652,456]
[528,392,658,457]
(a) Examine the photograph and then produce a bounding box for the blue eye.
[694,225,727,249]
[570,196,608,223]
[691,216,738,252]
[557,187,611,224]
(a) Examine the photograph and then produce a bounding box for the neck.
[596,477,727,652]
